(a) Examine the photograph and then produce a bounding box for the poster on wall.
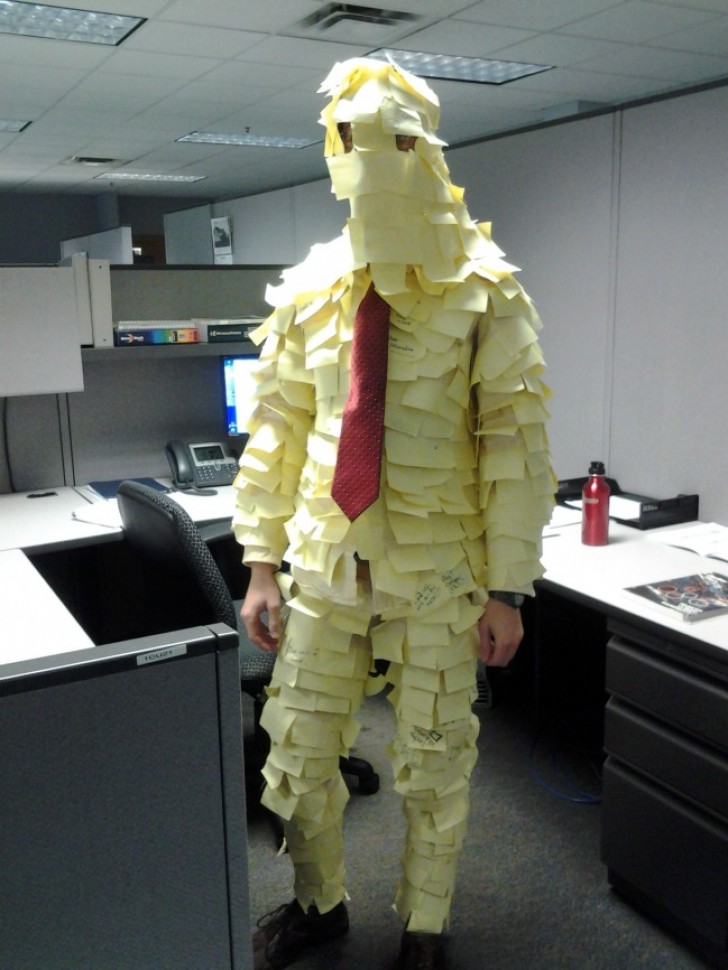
[211,216,233,264]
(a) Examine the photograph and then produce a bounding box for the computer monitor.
[222,355,258,437]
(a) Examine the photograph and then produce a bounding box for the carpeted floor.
[244,686,711,969]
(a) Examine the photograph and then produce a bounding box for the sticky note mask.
[317,58,480,278]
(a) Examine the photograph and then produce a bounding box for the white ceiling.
[2,0,728,201]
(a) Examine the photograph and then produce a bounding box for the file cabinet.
[602,622,728,969]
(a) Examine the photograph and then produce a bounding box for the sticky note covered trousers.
[259,570,482,933]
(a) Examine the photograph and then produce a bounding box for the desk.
[0,548,93,660]
[0,486,123,552]
[542,519,728,654]
[0,482,236,553]
[542,519,728,969]
[0,486,252,970]
[0,483,239,644]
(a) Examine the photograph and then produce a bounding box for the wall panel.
[611,86,728,521]
[449,115,617,480]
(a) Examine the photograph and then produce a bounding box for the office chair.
[116,481,379,809]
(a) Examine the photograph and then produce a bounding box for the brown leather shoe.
[253,899,349,969]
[389,930,449,970]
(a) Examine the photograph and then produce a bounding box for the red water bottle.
[581,461,610,546]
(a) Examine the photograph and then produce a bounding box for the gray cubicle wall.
[448,113,618,485]
[109,265,275,321]
[164,180,348,268]
[69,354,229,484]
[1,266,282,491]
[163,203,213,264]
[449,87,728,522]
[0,625,252,970]
[67,266,281,484]
[610,84,728,519]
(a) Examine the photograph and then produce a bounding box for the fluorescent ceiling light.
[178,131,320,149]
[0,119,31,132]
[371,48,552,85]
[178,130,319,149]
[94,171,207,183]
[0,1,144,45]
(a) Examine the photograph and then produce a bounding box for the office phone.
[165,439,238,491]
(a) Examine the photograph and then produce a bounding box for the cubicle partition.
[1,265,278,494]
[0,624,252,970]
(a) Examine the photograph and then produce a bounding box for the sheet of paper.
[609,496,643,520]
[543,504,582,534]
[71,500,122,528]
[648,522,728,562]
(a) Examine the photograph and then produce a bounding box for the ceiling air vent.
[65,155,123,167]
[289,3,418,42]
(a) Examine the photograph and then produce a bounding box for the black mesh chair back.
[116,479,274,690]
[117,480,379,805]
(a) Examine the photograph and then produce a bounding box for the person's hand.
[477,598,524,667]
[241,562,283,652]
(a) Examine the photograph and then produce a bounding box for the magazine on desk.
[625,572,728,622]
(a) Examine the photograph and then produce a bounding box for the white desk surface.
[0,483,236,671]
[0,482,235,554]
[73,481,236,530]
[3,482,727,660]
[0,486,123,553]
[542,519,728,652]
[0,549,94,663]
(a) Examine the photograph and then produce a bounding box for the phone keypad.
[198,462,237,484]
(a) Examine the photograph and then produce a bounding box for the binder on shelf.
[191,317,262,342]
[113,321,200,346]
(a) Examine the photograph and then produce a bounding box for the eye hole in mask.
[336,122,417,154]
[336,122,353,153]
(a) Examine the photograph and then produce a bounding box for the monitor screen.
[222,355,259,437]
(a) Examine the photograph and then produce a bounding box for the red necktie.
[331,283,391,521]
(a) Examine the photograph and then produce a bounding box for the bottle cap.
[588,461,605,475]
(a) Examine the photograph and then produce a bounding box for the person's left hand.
[478,598,524,667]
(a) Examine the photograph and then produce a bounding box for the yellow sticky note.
[388,512,434,545]
[371,558,419,601]
[371,619,406,663]
[443,660,476,695]
[387,544,435,574]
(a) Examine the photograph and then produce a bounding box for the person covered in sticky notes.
[233,57,555,970]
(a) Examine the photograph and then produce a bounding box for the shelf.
[81,341,256,362]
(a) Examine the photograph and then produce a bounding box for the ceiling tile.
[561,0,722,43]
[158,0,321,33]
[0,33,112,69]
[98,48,222,80]
[122,21,263,58]
[392,19,538,58]
[648,14,728,55]
[240,35,369,69]
[633,0,728,9]
[495,32,628,66]
[578,45,728,82]
[454,0,624,32]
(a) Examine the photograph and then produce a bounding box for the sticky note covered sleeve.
[233,306,315,566]
[473,286,556,596]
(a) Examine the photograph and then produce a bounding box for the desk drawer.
[606,636,728,751]
[602,759,728,958]
[605,698,728,820]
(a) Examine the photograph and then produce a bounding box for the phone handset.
[165,439,238,494]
